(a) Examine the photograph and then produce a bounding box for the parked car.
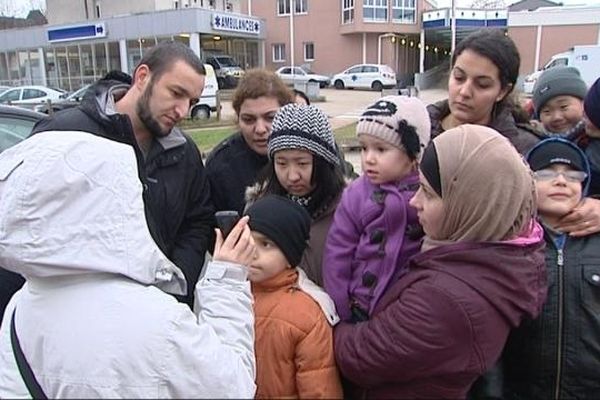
[0,85,65,110]
[275,66,330,88]
[205,55,245,89]
[34,84,92,114]
[0,104,47,153]
[332,64,396,91]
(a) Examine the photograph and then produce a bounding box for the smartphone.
[215,210,241,239]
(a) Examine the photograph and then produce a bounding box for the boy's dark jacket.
[501,138,600,399]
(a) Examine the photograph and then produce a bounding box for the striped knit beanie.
[268,104,340,166]
[356,95,431,161]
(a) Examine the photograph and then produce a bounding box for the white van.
[523,45,600,94]
[190,64,219,119]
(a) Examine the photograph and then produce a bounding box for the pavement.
[218,87,448,130]
[217,87,448,174]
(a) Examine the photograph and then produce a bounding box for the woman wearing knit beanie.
[205,69,295,215]
[334,125,547,399]
[245,103,345,287]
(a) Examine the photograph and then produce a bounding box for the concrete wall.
[509,6,600,74]
[538,25,599,67]
[509,26,537,75]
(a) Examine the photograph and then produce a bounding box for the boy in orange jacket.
[245,195,343,399]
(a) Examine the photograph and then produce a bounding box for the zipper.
[554,247,564,400]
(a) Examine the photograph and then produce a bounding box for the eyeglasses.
[533,169,587,183]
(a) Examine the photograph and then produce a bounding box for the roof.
[508,0,559,12]
[0,10,46,31]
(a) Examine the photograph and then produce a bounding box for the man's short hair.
[134,41,205,82]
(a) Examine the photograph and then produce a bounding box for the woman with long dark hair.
[246,103,345,286]
[428,29,541,154]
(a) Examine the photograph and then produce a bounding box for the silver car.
[276,66,330,88]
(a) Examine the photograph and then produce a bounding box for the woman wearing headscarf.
[334,125,547,399]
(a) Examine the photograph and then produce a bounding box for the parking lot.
[219,87,448,130]
[218,87,448,175]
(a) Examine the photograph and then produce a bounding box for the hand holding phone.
[215,211,241,239]
[213,213,255,266]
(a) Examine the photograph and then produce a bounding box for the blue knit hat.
[585,77,600,130]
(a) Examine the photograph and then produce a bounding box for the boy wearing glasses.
[501,138,600,399]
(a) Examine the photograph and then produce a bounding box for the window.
[272,43,286,62]
[0,89,21,102]
[347,66,362,74]
[392,0,415,23]
[277,0,291,15]
[342,0,354,23]
[292,67,306,75]
[95,4,101,18]
[304,42,314,61]
[363,0,387,22]
[295,0,308,14]
[277,0,307,16]
[22,89,45,100]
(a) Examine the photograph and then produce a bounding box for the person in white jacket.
[0,130,257,398]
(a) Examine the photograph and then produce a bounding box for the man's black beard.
[136,81,170,138]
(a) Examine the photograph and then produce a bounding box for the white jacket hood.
[0,131,186,295]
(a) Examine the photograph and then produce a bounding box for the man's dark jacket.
[25,79,215,308]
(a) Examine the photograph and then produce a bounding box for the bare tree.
[0,0,45,17]
[470,0,507,8]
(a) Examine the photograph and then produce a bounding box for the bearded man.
[21,41,215,309]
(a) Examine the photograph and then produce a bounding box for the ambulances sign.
[211,13,260,35]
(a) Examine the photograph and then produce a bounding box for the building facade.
[242,0,435,86]
[508,5,600,75]
[0,1,264,91]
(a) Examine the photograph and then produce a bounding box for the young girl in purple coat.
[334,125,547,399]
[324,96,431,322]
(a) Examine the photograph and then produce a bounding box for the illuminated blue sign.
[47,23,107,43]
[212,13,260,35]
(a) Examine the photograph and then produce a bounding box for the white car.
[275,66,330,88]
[523,70,543,95]
[0,85,66,110]
[332,64,396,91]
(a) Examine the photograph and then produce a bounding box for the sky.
[0,0,45,17]
[3,0,600,17]
[436,0,600,6]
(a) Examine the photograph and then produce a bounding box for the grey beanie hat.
[268,103,340,166]
[532,66,587,114]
